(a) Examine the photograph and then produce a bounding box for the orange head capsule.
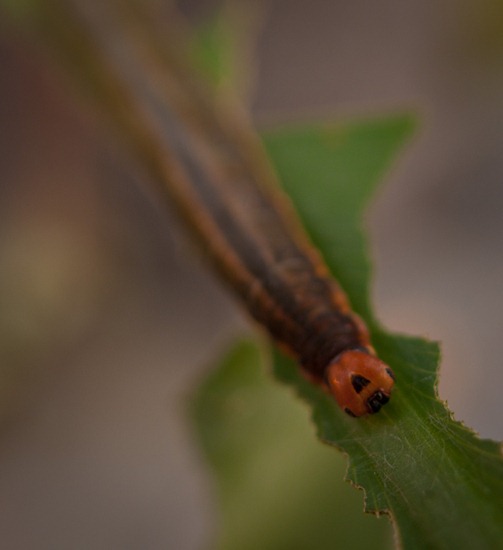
[324,349,395,417]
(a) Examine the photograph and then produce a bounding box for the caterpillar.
[44,0,395,416]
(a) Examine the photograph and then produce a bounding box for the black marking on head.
[385,367,395,380]
[344,407,357,417]
[351,374,371,394]
[367,391,390,414]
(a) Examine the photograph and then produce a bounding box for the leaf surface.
[194,116,503,550]
[263,116,503,549]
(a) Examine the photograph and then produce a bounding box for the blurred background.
[0,0,502,548]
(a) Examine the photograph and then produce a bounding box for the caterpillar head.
[324,349,395,417]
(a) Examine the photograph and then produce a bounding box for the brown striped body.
[43,0,394,415]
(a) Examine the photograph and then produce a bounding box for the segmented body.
[46,0,394,415]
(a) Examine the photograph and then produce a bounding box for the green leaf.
[189,11,235,88]
[188,4,259,101]
[263,115,414,320]
[192,339,393,550]
[263,115,503,548]
[193,115,503,549]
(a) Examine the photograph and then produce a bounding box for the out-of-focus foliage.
[192,339,393,550]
